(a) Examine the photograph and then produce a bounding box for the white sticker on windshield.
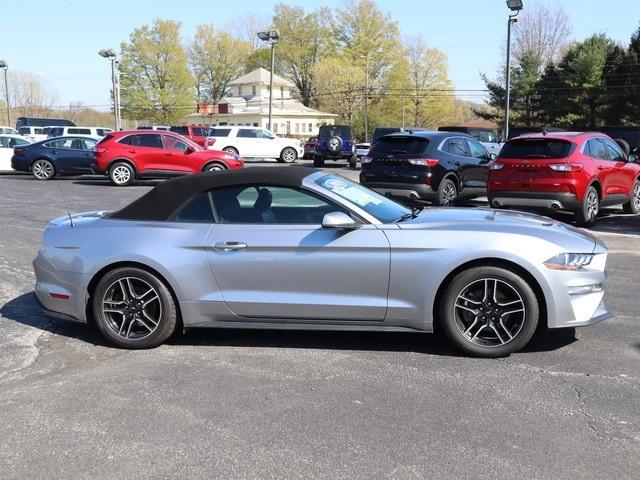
[322,178,382,207]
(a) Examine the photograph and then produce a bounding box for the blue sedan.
[11,136,98,180]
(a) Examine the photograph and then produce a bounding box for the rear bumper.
[11,155,29,172]
[488,191,581,211]
[363,181,435,200]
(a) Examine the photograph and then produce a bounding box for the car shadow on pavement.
[1,292,112,347]
[2,292,578,356]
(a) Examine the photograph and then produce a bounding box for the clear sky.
[1,0,638,109]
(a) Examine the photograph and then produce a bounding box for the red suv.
[488,132,640,226]
[169,125,211,147]
[94,130,244,186]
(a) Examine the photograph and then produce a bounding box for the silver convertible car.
[34,167,611,357]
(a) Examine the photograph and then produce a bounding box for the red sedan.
[94,130,244,186]
[488,132,640,226]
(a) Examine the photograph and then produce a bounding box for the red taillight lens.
[408,158,439,167]
[549,163,583,172]
[95,147,107,154]
[13,147,26,154]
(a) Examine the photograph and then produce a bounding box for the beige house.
[185,68,337,138]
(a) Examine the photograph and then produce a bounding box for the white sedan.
[207,126,303,163]
[0,134,32,171]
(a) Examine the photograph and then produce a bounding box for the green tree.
[189,25,250,104]
[119,19,194,124]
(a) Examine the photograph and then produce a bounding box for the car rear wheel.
[349,155,358,169]
[203,162,226,172]
[622,179,640,214]
[313,155,325,167]
[439,266,539,357]
[32,159,55,180]
[92,267,177,349]
[279,147,297,163]
[435,178,458,206]
[222,147,238,155]
[109,162,135,186]
[575,186,599,227]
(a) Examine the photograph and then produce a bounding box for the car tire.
[32,159,55,180]
[222,147,238,155]
[203,162,226,172]
[622,179,640,214]
[279,147,297,164]
[434,178,458,206]
[439,266,539,357]
[109,161,135,186]
[349,155,358,169]
[92,267,177,349]
[575,186,599,227]
[313,155,325,167]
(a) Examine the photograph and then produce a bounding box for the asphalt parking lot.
[1,160,639,480]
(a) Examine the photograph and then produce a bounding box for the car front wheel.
[622,179,640,214]
[109,162,135,186]
[279,147,297,163]
[92,267,177,349]
[439,266,539,357]
[222,147,238,155]
[32,159,55,180]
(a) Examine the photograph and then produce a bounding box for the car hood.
[397,207,603,253]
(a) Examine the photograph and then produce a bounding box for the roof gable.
[229,68,295,87]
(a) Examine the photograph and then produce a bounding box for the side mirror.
[628,154,638,163]
[185,145,196,154]
[321,211,360,230]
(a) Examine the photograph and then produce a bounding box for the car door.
[443,137,474,188]
[129,133,166,172]
[69,138,97,173]
[586,138,616,196]
[0,137,12,169]
[204,184,391,321]
[235,128,258,157]
[465,137,491,188]
[256,128,279,157]
[43,138,79,173]
[602,137,631,196]
[161,134,194,172]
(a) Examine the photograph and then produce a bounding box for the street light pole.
[504,0,523,141]
[0,60,11,127]
[364,54,369,142]
[257,30,280,131]
[98,49,121,131]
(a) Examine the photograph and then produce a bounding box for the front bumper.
[544,251,612,329]
[489,191,581,211]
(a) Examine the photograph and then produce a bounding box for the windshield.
[368,136,429,156]
[319,126,351,139]
[498,139,572,159]
[313,174,410,224]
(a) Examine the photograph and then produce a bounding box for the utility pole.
[257,30,280,131]
[401,84,406,129]
[504,0,523,141]
[0,60,11,127]
[364,53,369,141]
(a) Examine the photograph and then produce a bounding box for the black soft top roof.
[108,166,312,221]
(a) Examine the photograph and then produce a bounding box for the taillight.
[361,156,373,164]
[549,163,583,172]
[208,138,216,145]
[13,147,26,154]
[408,158,439,167]
[490,162,505,170]
[95,147,107,154]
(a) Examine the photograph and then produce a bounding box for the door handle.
[128,150,137,154]
[213,241,247,251]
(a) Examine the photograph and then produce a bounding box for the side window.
[210,185,345,224]
[68,128,91,135]
[134,134,163,148]
[118,135,133,145]
[257,129,274,139]
[209,128,230,137]
[192,127,206,136]
[603,138,624,162]
[0,137,8,148]
[586,139,608,160]
[237,129,257,138]
[446,138,470,157]
[466,139,488,159]
[82,139,97,150]
[171,192,215,223]
[162,135,189,151]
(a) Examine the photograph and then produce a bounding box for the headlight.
[544,253,595,270]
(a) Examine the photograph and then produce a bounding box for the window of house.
[295,123,300,133]
[252,85,256,96]
[238,86,243,96]
[309,123,313,132]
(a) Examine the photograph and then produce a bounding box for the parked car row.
[360,130,640,226]
[9,130,244,185]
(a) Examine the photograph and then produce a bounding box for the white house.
[185,68,337,138]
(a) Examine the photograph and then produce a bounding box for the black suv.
[360,131,493,206]
[314,125,357,167]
